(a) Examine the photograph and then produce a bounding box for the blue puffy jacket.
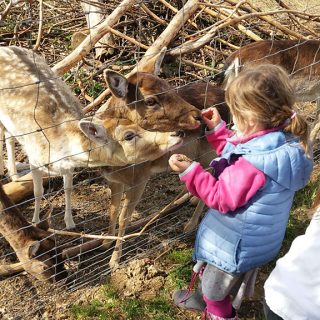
[193,131,313,273]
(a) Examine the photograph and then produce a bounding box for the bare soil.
[0,0,319,319]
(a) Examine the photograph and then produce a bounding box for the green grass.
[292,174,320,210]
[63,71,104,99]
[70,291,177,320]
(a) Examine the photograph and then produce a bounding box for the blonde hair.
[225,64,311,155]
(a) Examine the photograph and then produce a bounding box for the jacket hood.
[232,131,313,191]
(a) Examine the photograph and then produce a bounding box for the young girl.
[169,64,313,320]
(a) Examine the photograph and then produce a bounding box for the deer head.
[101,48,202,132]
[79,116,184,164]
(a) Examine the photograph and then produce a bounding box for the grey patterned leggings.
[201,263,243,300]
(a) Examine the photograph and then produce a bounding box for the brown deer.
[0,182,68,282]
[98,69,202,132]
[216,39,320,142]
[101,80,229,268]
[0,46,189,230]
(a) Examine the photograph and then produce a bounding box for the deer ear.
[79,119,110,144]
[104,70,128,98]
[28,241,41,258]
[138,47,166,75]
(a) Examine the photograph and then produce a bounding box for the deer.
[0,181,68,282]
[99,80,230,268]
[215,39,320,142]
[0,46,195,230]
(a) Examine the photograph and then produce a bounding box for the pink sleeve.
[206,121,233,155]
[180,157,266,213]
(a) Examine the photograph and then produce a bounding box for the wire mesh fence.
[0,0,319,318]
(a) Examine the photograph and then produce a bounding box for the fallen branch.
[47,228,125,241]
[52,0,138,76]
[0,262,24,277]
[33,0,44,51]
[226,0,314,38]
[0,0,26,21]
[202,0,263,42]
[168,8,312,56]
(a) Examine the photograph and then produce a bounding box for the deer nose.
[194,115,202,121]
[171,130,185,137]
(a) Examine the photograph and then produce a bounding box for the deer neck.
[102,98,139,123]
[77,138,124,167]
[65,123,128,168]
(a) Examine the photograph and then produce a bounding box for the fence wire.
[0,0,320,319]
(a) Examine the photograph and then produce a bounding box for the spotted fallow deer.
[0,46,189,230]
[0,181,67,282]
[101,81,230,268]
[216,39,320,142]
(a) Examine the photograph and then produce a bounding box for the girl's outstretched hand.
[169,154,192,173]
[201,107,221,129]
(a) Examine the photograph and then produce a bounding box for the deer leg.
[0,124,4,176]
[63,171,75,230]
[310,99,320,144]
[103,181,124,249]
[5,132,18,181]
[184,200,205,232]
[109,179,148,269]
[31,165,44,224]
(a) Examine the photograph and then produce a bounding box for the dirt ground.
[0,0,319,319]
[0,166,202,319]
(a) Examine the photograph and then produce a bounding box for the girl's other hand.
[201,107,221,129]
[169,154,192,173]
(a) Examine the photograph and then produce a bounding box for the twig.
[158,0,198,29]
[276,0,320,23]
[33,0,44,51]
[122,191,191,240]
[106,25,149,50]
[216,38,240,50]
[47,16,86,34]
[168,8,312,56]
[140,3,166,25]
[181,58,220,72]
[226,0,313,39]
[47,228,125,241]
[202,0,263,41]
[0,0,13,21]
[0,262,24,277]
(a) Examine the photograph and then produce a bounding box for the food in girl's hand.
[176,154,192,162]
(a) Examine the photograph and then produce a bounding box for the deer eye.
[124,131,137,141]
[144,96,157,107]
